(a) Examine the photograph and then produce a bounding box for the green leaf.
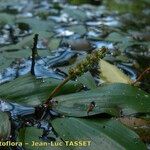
[16,18,56,32]
[105,32,126,43]
[54,83,150,117]
[52,117,146,150]
[48,38,61,51]
[18,127,67,150]
[105,32,134,51]
[77,72,97,90]
[0,13,15,25]
[0,35,34,53]
[63,8,87,22]
[68,25,86,35]
[99,59,132,84]
[0,55,11,71]
[0,32,52,52]
[0,74,82,106]
[0,111,11,140]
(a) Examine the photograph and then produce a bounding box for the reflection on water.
[0,100,35,119]
[0,49,78,84]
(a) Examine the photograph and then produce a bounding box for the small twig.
[132,67,150,85]
[31,34,39,76]
[44,47,107,105]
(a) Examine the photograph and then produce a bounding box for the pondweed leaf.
[54,83,150,117]
[52,117,146,150]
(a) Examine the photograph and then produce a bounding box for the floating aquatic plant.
[45,46,107,103]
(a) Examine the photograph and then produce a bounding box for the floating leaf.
[0,111,11,140]
[48,38,61,51]
[63,7,87,22]
[0,31,52,52]
[77,72,97,90]
[52,117,146,150]
[54,83,150,117]
[105,32,125,43]
[0,74,82,106]
[16,18,56,32]
[18,127,67,150]
[68,25,86,35]
[0,13,15,25]
[99,59,132,84]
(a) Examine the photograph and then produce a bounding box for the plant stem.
[44,47,107,105]
[132,67,150,85]
[31,34,38,76]
[45,76,71,104]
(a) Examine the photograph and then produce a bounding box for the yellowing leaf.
[99,59,131,84]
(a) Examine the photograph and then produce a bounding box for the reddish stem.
[132,67,150,84]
